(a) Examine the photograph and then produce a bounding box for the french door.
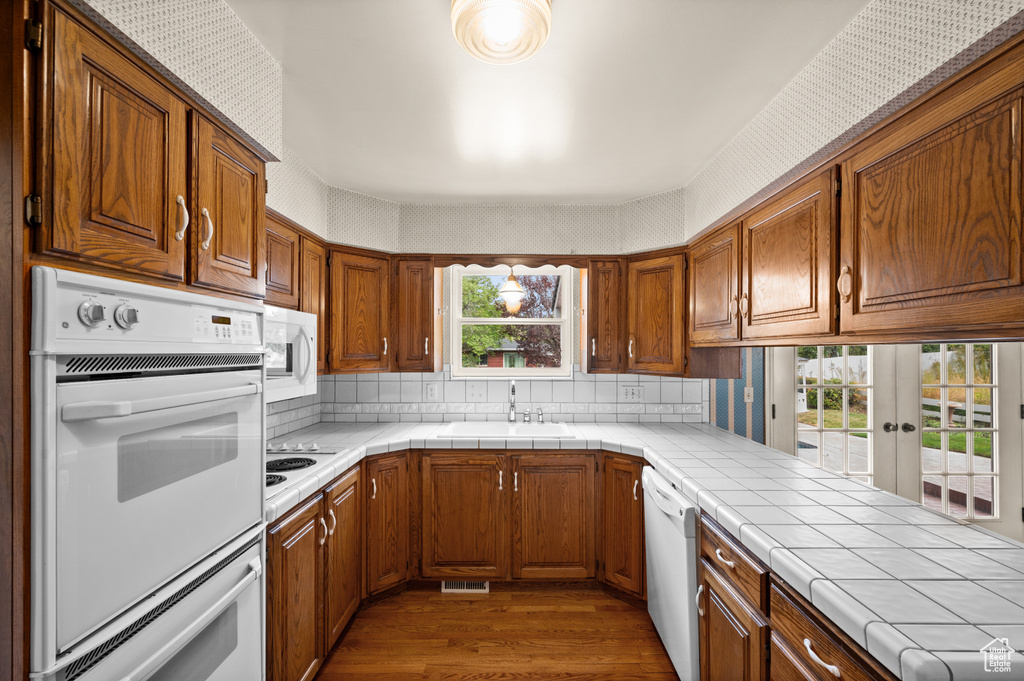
[768,344,1023,541]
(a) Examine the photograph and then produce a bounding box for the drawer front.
[700,514,768,611]
[770,583,879,681]
[770,633,816,681]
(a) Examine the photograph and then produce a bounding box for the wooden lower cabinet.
[267,495,326,681]
[511,454,596,579]
[699,558,768,681]
[770,634,817,681]
[324,467,362,651]
[601,455,644,596]
[366,453,410,594]
[421,453,508,579]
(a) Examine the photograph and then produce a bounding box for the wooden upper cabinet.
[300,238,328,374]
[191,115,266,298]
[627,254,685,374]
[587,259,624,373]
[394,258,436,372]
[421,453,508,579]
[740,168,838,341]
[43,6,188,280]
[601,456,644,597]
[265,211,301,309]
[330,251,391,373]
[365,454,409,594]
[511,454,595,580]
[839,87,1024,335]
[689,224,741,345]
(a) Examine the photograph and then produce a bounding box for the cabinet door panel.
[587,260,624,372]
[325,468,361,651]
[265,212,301,309]
[699,560,767,681]
[689,224,740,345]
[300,239,327,374]
[46,8,188,279]
[628,255,685,373]
[742,169,837,340]
[394,259,434,372]
[268,496,324,681]
[366,455,409,594]
[512,455,595,579]
[192,116,266,298]
[602,456,643,596]
[840,90,1024,334]
[330,252,391,372]
[422,454,507,578]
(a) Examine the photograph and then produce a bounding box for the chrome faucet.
[508,380,516,423]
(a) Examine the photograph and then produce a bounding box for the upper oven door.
[264,307,317,403]
[53,370,263,653]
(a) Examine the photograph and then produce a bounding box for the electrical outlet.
[621,386,643,402]
[425,382,440,401]
[744,387,754,403]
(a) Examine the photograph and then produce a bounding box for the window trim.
[450,264,573,378]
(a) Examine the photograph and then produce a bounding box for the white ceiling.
[226,0,870,204]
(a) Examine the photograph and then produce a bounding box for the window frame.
[450,264,573,378]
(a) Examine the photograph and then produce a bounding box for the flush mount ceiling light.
[499,267,526,313]
[451,0,552,65]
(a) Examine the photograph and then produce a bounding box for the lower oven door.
[47,370,263,654]
[40,527,264,681]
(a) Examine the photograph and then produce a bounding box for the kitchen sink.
[438,422,576,439]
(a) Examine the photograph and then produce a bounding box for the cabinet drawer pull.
[803,639,841,677]
[499,470,503,491]
[628,339,634,358]
[514,471,518,492]
[319,518,328,546]
[592,338,596,356]
[383,337,388,356]
[695,584,704,617]
[174,195,189,241]
[425,337,429,355]
[633,479,639,501]
[837,265,852,303]
[328,508,337,536]
[728,295,739,319]
[739,294,749,318]
[200,208,214,251]
[715,548,736,569]
[372,478,377,500]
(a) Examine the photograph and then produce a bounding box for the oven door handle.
[119,556,261,681]
[62,382,263,423]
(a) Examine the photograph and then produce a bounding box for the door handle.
[902,422,917,433]
[728,295,739,319]
[739,294,749,318]
[592,338,596,357]
[383,337,388,356]
[715,548,736,569]
[804,639,841,678]
[200,208,214,251]
[174,195,189,241]
[371,478,377,500]
[695,584,705,617]
[514,471,518,492]
[62,382,261,422]
[328,508,337,536]
[425,337,429,355]
[633,479,639,501]
[883,422,898,433]
[499,470,503,491]
[837,265,852,303]
[628,339,634,358]
[319,518,328,546]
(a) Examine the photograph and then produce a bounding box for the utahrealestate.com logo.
[982,638,1015,673]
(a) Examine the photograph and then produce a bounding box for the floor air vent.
[441,580,489,594]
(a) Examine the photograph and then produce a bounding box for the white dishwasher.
[644,466,699,680]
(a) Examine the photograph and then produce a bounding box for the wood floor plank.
[316,584,679,680]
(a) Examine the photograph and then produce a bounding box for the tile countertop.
[267,421,1024,681]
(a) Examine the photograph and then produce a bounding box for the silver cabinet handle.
[174,195,189,241]
[498,471,503,491]
[804,639,841,678]
[514,471,518,492]
[633,479,639,501]
[425,337,429,355]
[715,548,736,569]
[319,517,327,546]
[383,337,388,356]
[739,293,749,318]
[328,508,337,536]
[628,339,634,358]
[371,478,377,500]
[200,208,214,250]
[696,584,704,617]
[592,338,596,356]
[837,265,852,303]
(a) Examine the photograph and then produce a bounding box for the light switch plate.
[621,386,642,402]
[744,387,754,403]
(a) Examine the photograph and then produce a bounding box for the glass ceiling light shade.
[451,0,552,65]
[499,270,526,314]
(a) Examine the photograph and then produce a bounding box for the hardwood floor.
[315,582,679,680]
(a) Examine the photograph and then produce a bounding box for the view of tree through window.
[460,274,562,368]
